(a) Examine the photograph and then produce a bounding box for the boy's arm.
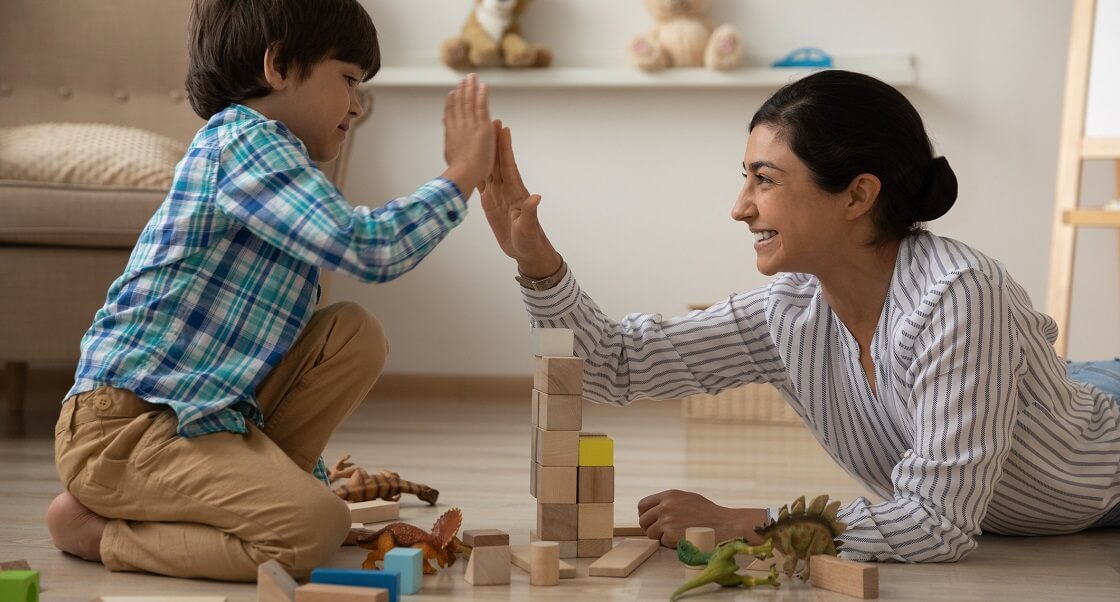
[216,122,467,284]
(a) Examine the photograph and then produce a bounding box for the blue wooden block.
[311,568,400,602]
[383,547,423,595]
[0,570,40,602]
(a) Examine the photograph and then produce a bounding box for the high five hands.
[480,122,563,279]
[442,73,496,199]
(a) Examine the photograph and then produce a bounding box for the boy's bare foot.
[47,492,106,562]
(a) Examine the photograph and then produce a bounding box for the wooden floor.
[2,370,1118,601]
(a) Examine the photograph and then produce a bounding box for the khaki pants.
[54,302,388,581]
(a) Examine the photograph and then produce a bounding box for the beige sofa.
[0,1,367,431]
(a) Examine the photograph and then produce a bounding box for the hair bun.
[915,156,957,222]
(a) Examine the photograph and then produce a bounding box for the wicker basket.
[680,383,801,424]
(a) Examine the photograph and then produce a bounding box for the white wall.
[336,0,1119,375]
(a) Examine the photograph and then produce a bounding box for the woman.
[483,70,1120,562]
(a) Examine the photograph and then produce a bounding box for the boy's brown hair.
[186,0,381,119]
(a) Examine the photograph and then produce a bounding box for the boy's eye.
[345,76,359,87]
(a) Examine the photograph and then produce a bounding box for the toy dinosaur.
[754,494,846,580]
[329,455,439,505]
[359,508,469,575]
[671,538,779,601]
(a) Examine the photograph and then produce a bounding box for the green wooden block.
[0,570,40,602]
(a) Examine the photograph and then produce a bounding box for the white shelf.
[366,53,915,89]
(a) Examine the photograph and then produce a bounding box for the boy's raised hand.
[441,74,495,199]
[481,123,562,279]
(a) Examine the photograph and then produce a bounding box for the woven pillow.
[0,123,185,190]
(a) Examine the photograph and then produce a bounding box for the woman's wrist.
[517,252,563,280]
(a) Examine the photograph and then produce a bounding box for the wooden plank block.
[809,555,878,599]
[529,541,560,586]
[530,530,577,559]
[510,545,576,579]
[0,559,31,571]
[613,523,646,537]
[535,428,578,466]
[462,529,510,548]
[533,356,583,394]
[529,458,537,497]
[535,465,577,504]
[684,527,715,571]
[536,502,578,540]
[588,538,660,577]
[576,538,613,558]
[531,328,574,357]
[578,433,613,466]
[347,500,399,524]
[577,502,614,540]
[578,466,614,503]
[534,390,582,431]
[258,559,298,602]
[294,583,388,601]
[310,568,400,602]
[463,545,511,586]
[383,547,423,595]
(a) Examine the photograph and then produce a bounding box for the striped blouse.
[521,231,1120,562]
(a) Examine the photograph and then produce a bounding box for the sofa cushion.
[0,123,185,248]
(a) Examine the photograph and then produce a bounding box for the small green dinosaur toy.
[670,538,779,601]
[754,494,846,580]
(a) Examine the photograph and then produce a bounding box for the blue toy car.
[771,47,833,68]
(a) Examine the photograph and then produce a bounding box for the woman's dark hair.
[186,0,381,119]
[749,70,957,245]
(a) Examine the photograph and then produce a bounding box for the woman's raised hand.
[481,123,562,278]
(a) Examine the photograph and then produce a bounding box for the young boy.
[45,0,494,581]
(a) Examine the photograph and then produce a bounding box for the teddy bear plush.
[628,0,742,71]
[441,0,552,70]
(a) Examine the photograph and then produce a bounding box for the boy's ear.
[844,173,881,221]
[261,43,291,91]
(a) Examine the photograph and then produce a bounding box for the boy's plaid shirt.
[66,104,467,484]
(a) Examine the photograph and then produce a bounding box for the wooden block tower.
[529,328,615,559]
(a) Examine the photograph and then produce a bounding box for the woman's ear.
[261,43,290,91]
[844,173,882,221]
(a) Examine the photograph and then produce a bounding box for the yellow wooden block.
[578,434,613,466]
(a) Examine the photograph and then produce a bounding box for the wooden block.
[613,523,646,537]
[534,390,582,431]
[531,391,540,427]
[350,523,364,530]
[529,541,560,586]
[529,458,538,497]
[0,560,31,571]
[577,502,614,540]
[463,545,511,586]
[684,527,715,571]
[535,428,578,466]
[578,433,613,466]
[511,545,576,579]
[347,500,399,524]
[383,547,423,595]
[532,328,574,357]
[587,538,660,577]
[535,465,577,503]
[530,530,577,559]
[809,554,878,599]
[462,529,510,548]
[0,571,39,602]
[258,559,298,602]
[534,356,583,394]
[294,583,388,601]
[578,466,614,503]
[536,502,578,540]
[310,568,399,602]
[576,538,613,558]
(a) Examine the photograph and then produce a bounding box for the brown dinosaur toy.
[359,508,469,575]
[329,455,439,505]
[754,494,847,580]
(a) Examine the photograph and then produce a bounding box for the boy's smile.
[246,57,365,162]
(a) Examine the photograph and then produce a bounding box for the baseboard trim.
[369,373,533,400]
